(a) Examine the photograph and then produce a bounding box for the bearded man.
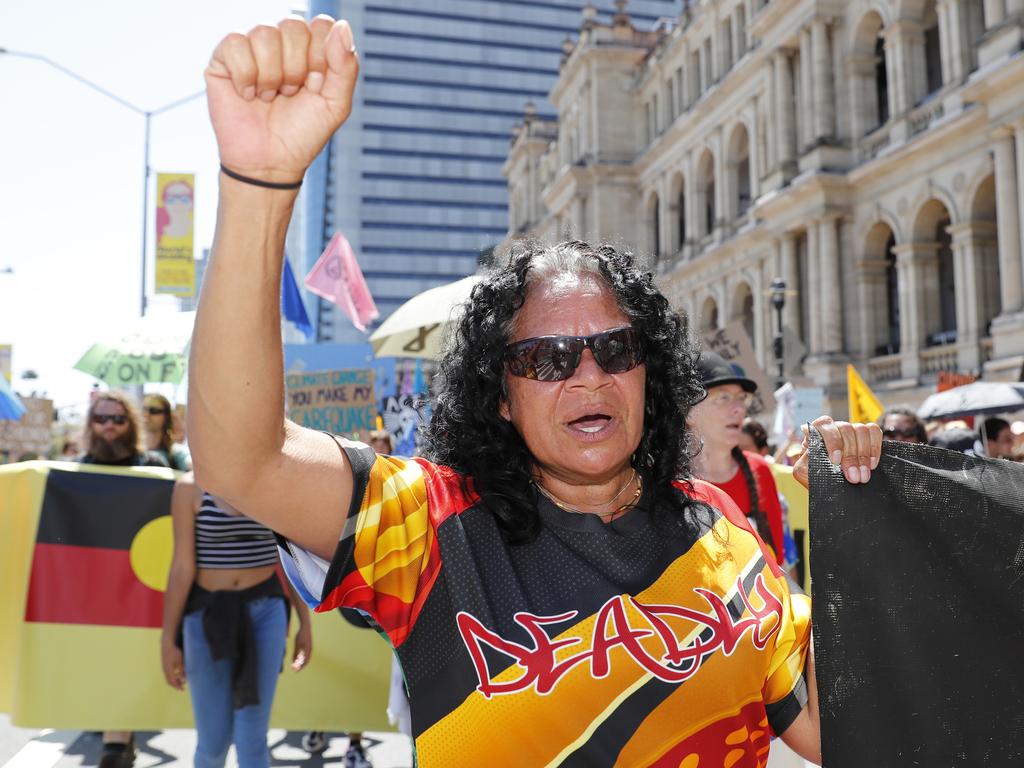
[79,390,168,768]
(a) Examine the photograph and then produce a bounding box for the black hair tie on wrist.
[219,163,303,190]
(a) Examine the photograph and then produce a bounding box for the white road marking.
[2,729,75,768]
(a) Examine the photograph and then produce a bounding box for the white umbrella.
[369,275,483,360]
[917,381,1024,420]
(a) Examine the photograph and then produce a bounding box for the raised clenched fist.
[205,15,359,185]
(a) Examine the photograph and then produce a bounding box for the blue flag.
[281,257,314,339]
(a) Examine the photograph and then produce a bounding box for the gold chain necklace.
[534,470,642,520]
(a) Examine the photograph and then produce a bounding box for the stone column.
[806,223,822,354]
[780,232,801,336]
[846,54,877,139]
[799,27,814,150]
[1014,121,1024,296]
[993,129,1023,313]
[773,51,796,168]
[699,42,709,94]
[811,19,835,141]
[732,8,744,62]
[883,28,904,119]
[818,215,843,353]
[748,109,761,201]
[939,0,970,85]
[744,0,756,51]
[854,255,890,358]
[752,263,766,364]
[949,222,993,370]
[901,22,928,108]
[937,0,954,85]
[681,46,692,107]
[985,0,1005,28]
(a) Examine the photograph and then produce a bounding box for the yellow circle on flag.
[130,515,174,592]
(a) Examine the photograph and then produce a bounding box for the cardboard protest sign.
[702,323,776,414]
[0,397,53,462]
[285,368,377,437]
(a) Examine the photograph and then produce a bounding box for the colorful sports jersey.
[279,443,811,767]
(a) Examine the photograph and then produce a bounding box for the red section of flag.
[24,543,163,628]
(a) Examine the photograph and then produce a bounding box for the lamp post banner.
[154,172,195,297]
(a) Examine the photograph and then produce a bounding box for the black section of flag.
[36,468,173,549]
[810,436,1024,766]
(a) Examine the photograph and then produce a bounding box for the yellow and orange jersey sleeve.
[293,446,476,648]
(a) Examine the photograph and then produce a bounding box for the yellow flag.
[847,364,883,423]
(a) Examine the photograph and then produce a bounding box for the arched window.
[875,35,889,125]
[669,172,686,252]
[885,234,900,353]
[646,193,661,262]
[923,1,943,95]
[697,150,716,237]
[864,222,900,355]
[678,184,687,247]
[653,202,661,261]
[853,12,889,134]
[701,297,720,333]
[733,282,755,344]
[913,199,957,345]
[971,175,1001,333]
[728,124,751,217]
[935,215,955,338]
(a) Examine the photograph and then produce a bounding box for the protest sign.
[793,387,824,430]
[285,368,377,437]
[0,397,53,462]
[703,323,776,413]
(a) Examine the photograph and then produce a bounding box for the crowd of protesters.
[4,12,1023,768]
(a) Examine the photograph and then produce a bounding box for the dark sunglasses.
[504,326,644,382]
[146,406,169,416]
[92,414,128,426]
[883,426,920,439]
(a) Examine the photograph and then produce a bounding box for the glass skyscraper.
[300,0,680,342]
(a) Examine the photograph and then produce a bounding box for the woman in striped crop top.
[160,472,312,768]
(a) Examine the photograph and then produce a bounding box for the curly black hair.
[423,240,708,543]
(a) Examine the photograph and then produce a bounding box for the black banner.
[810,434,1024,766]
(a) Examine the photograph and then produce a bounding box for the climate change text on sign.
[286,368,376,436]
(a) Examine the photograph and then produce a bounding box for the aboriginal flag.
[25,467,173,627]
[810,434,1024,766]
[0,461,392,731]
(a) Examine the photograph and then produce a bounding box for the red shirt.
[713,451,786,565]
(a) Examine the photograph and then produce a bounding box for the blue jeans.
[183,596,287,768]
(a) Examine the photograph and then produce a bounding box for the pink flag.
[304,232,379,332]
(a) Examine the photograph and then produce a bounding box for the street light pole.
[770,277,786,392]
[0,48,204,317]
[141,114,151,316]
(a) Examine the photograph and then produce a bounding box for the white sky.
[0,0,299,414]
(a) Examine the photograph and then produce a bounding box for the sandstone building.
[503,0,1024,413]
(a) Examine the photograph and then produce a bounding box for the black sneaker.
[97,737,136,768]
[343,741,373,768]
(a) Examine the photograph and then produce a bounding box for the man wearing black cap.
[688,351,786,566]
